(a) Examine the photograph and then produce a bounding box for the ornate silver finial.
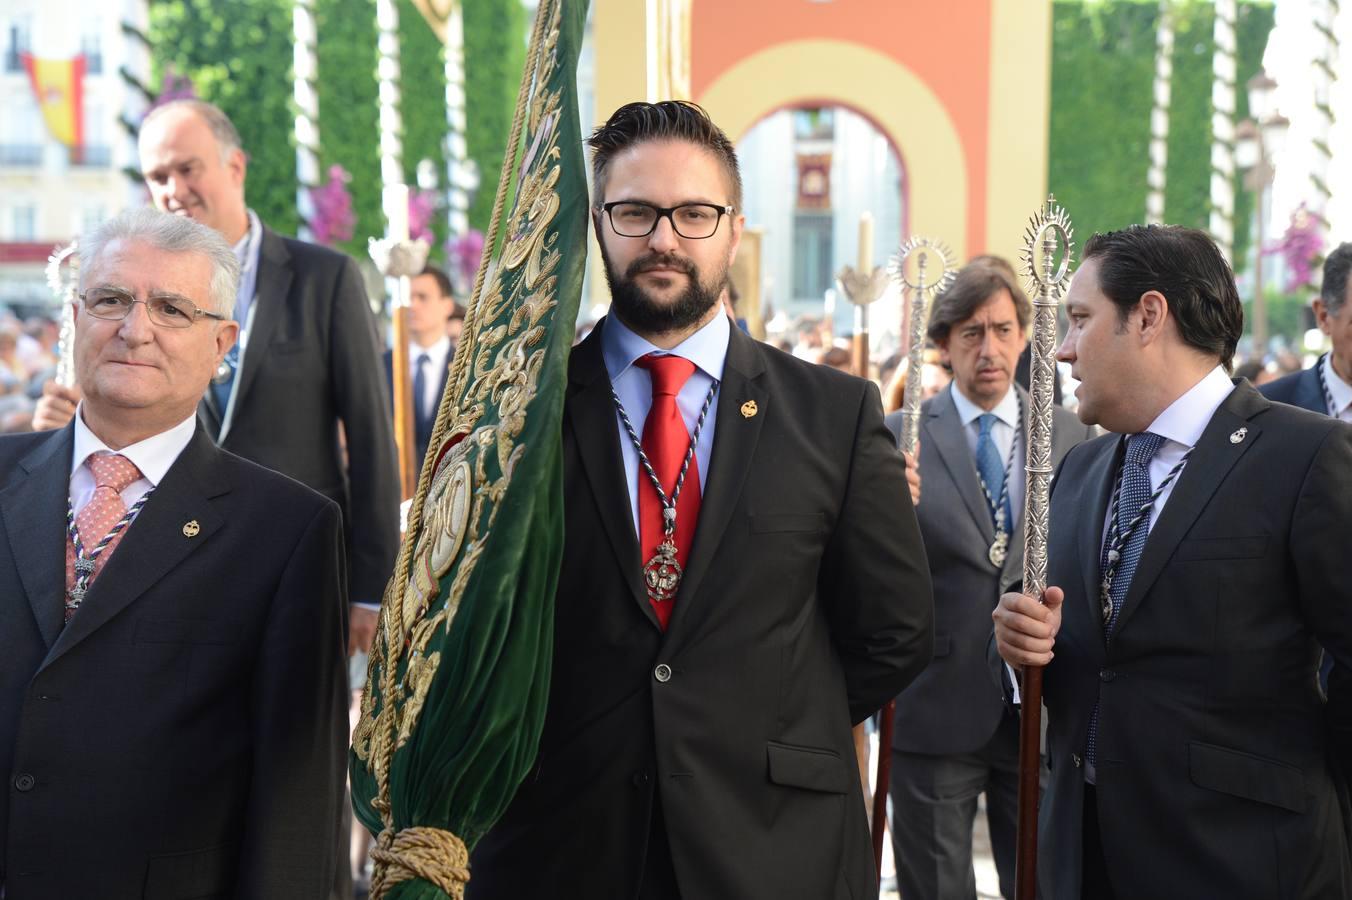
[890,236,956,456]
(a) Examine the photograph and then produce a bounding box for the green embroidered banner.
[350,1,588,895]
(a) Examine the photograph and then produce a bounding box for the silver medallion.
[643,538,682,604]
[988,531,1008,567]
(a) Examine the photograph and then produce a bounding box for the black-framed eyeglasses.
[79,287,227,329]
[598,201,735,240]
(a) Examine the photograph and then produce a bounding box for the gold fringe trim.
[369,826,470,900]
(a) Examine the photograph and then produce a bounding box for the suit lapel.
[1,428,74,649]
[41,428,229,672]
[925,386,996,544]
[666,326,766,639]
[222,227,292,442]
[1295,360,1326,414]
[1076,435,1122,632]
[1115,382,1263,634]
[567,323,652,625]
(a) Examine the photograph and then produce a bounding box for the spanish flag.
[21,53,85,150]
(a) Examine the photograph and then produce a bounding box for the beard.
[602,248,725,336]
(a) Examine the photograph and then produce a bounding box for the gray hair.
[140,99,244,164]
[80,208,240,317]
[1321,242,1351,316]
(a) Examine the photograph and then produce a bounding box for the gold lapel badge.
[1229,427,1248,444]
[182,520,201,538]
[740,400,758,419]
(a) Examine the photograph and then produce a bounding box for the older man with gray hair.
[0,208,347,898]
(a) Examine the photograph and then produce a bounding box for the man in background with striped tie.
[994,225,1351,899]
[0,209,347,899]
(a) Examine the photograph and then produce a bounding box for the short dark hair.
[418,264,454,300]
[1321,242,1352,315]
[1082,225,1243,369]
[587,101,742,210]
[927,259,1032,345]
[141,99,244,162]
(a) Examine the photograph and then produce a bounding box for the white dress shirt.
[950,382,1025,520]
[602,312,729,535]
[70,408,197,514]
[409,336,452,420]
[1321,354,1352,422]
[1103,365,1236,543]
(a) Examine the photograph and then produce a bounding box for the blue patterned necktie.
[413,353,432,439]
[975,413,1013,529]
[1087,431,1166,770]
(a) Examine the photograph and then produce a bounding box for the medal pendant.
[643,538,682,604]
[988,531,1008,567]
[67,583,86,610]
[1100,584,1112,622]
[74,557,95,578]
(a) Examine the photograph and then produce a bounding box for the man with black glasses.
[467,101,934,900]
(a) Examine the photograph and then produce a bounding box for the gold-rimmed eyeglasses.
[79,287,228,329]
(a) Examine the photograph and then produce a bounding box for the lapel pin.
[1229,427,1248,444]
[182,520,201,538]
[740,400,758,419]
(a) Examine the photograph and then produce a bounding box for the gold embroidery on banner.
[354,0,566,767]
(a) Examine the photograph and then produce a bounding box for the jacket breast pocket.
[751,513,826,534]
[766,740,849,794]
[135,618,240,645]
[1188,740,1306,813]
[143,843,236,899]
[1176,536,1268,561]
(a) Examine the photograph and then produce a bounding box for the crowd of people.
[0,94,1347,900]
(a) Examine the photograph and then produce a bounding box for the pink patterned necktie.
[65,451,144,622]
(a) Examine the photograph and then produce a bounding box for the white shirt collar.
[1322,354,1352,416]
[601,310,730,384]
[410,335,452,368]
[950,382,1019,429]
[71,406,198,487]
[1145,365,1235,449]
[232,209,262,265]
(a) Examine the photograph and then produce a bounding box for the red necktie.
[634,353,701,630]
[65,452,143,622]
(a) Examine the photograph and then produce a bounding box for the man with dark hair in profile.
[383,264,457,470]
[467,100,934,900]
[1261,242,1352,420]
[994,225,1351,898]
[883,262,1091,900]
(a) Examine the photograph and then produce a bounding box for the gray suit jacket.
[885,384,1092,755]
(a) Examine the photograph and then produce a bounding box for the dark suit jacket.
[468,319,935,900]
[1259,359,1325,414]
[0,425,348,899]
[884,385,1092,755]
[1037,382,1352,898]
[381,346,453,470]
[201,226,400,602]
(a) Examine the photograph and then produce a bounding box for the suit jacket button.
[631,771,651,786]
[653,663,672,683]
[1071,754,1082,768]
[14,773,35,792]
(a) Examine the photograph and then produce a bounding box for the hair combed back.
[140,99,244,161]
[1082,225,1243,370]
[1321,242,1352,315]
[587,101,743,210]
[80,208,240,317]
[418,264,455,300]
[927,258,1032,345]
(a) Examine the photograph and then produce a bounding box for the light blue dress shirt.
[602,312,729,535]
